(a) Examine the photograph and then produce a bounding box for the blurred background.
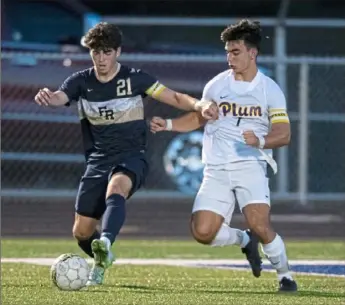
[1,0,345,239]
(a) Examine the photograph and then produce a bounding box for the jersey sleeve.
[133,70,166,98]
[267,80,290,124]
[58,72,82,105]
[202,77,217,101]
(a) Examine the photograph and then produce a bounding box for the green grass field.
[2,239,345,305]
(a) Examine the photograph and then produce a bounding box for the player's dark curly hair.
[221,19,262,51]
[82,22,123,51]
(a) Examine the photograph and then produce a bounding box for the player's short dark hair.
[221,19,262,51]
[82,22,123,51]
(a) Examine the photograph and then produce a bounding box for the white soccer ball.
[50,253,89,291]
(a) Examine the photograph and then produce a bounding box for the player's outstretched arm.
[150,87,218,120]
[155,87,197,111]
[150,112,206,133]
[141,71,217,120]
[34,88,69,107]
[35,71,82,107]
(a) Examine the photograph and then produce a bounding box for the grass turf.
[2,239,345,305]
[2,239,345,259]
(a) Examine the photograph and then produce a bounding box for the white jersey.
[202,69,289,167]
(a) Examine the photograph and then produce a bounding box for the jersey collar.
[229,69,262,95]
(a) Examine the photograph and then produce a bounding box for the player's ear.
[251,49,258,59]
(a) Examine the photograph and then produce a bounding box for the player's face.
[90,48,118,75]
[225,40,256,73]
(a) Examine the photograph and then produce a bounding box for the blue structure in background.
[83,13,101,34]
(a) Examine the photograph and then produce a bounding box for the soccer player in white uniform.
[151,19,297,292]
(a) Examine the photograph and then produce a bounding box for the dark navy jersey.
[59,64,164,165]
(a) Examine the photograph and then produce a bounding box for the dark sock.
[77,230,100,258]
[101,194,126,244]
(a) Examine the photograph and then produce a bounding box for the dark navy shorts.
[75,156,149,219]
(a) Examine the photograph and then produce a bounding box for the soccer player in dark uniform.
[34,22,218,286]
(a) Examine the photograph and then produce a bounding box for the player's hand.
[201,101,219,120]
[34,88,53,106]
[150,116,167,133]
[242,130,259,147]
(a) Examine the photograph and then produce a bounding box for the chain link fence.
[2,57,345,195]
[286,63,345,194]
[2,54,345,238]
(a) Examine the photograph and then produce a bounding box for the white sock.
[211,224,249,248]
[100,236,111,251]
[261,234,293,281]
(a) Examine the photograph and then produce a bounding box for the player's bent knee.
[243,203,270,228]
[250,223,271,236]
[245,214,271,235]
[72,226,94,241]
[106,185,128,199]
[191,227,215,245]
[246,218,275,243]
[190,212,221,245]
[72,214,98,240]
[242,203,276,243]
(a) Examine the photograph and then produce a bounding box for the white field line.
[2,258,344,278]
[2,258,345,265]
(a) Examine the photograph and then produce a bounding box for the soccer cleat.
[241,230,262,278]
[91,239,114,269]
[278,277,298,293]
[85,239,114,286]
[85,265,106,286]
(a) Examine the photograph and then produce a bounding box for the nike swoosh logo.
[220,95,229,99]
[87,89,93,92]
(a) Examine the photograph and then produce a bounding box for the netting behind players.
[2,56,345,199]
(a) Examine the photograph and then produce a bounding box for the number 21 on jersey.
[117,78,132,96]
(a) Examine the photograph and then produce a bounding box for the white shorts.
[192,161,270,224]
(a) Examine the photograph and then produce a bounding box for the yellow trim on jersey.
[152,84,166,98]
[269,108,286,114]
[269,108,290,124]
[145,81,166,98]
[271,117,290,124]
